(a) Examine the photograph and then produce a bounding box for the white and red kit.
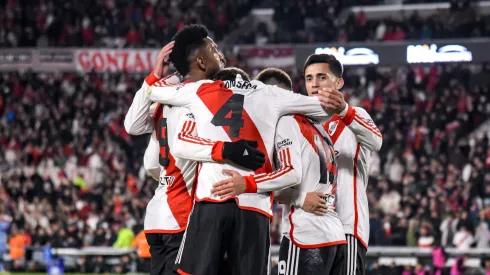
[322,104,383,249]
[124,73,225,233]
[145,74,331,219]
[274,115,346,248]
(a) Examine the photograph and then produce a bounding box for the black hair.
[256,67,292,90]
[303,54,343,78]
[169,24,209,76]
[213,67,251,82]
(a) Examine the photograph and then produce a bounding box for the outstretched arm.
[124,73,180,135]
[170,108,265,170]
[210,116,303,197]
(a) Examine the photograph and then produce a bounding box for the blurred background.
[0,0,490,274]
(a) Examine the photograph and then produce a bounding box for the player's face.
[304,63,340,96]
[203,37,226,77]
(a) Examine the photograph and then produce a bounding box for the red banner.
[240,47,295,69]
[75,49,159,72]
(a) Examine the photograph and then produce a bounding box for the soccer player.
[303,54,383,275]
[124,42,264,275]
[213,68,347,274]
[144,27,336,275]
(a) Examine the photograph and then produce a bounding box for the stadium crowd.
[0,0,488,272]
[1,59,490,273]
[0,0,259,48]
[0,0,488,47]
[239,0,490,44]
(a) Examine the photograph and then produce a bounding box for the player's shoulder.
[255,81,285,95]
[250,79,267,89]
[153,72,182,87]
[351,106,377,126]
[277,115,301,132]
[275,116,300,149]
[164,106,194,121]
[352,106,371,117]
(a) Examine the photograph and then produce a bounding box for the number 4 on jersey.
[211,94,245,137]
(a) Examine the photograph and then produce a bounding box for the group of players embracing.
[125,24,382,275]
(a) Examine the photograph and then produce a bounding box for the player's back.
[186,76,297,217]
[143,104,197,233]
[146,74,330,217]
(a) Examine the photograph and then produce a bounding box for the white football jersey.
[274,115,346,248]
[145,75,331,218]
[125,73,224,233]
[322,105,382,249]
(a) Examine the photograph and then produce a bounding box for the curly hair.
[169,24,209,76]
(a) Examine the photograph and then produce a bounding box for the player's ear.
[196,56,206,71]
[336,78,344,90]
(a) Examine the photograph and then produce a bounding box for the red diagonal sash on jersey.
[324,115,346,144]
[153,105,193,228]
[294,115,337,181]
[294,115,320,154]
[196,82,272,174]
[165,153,193,228]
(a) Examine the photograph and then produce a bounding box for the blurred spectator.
[133,230,150,273]
[431,243,447,275]
[419,225,435,248]
[453,224,474,249]
[113,225,135,248]
[93,256,110,274]
[0,214,11,272]
[0,52,489,275]
[8,228,31,261]
[0,0,261,48]
[414,263,427,275]
[242,0,490,44]
[475,209,490,248]
[440,214,457,247]
[451,256,467,275]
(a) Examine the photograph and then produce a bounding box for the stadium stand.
[240,0,490,44]
[1,63,489,273]
[1,0,490,274]
[0,0,260,48]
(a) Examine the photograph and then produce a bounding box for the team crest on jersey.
[328,120,339,136]
[159,175,175,186]
[186,113,195,119]
[276,139,292,149]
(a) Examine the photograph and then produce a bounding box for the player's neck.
[184,71,206,82]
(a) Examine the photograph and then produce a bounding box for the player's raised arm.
[339,105,383,151]
[125,41,177,135]
[268,85,333,121]
[124,75,163,135]
[170,107,265,170]
[145,80,212,107]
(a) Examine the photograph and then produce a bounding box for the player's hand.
[153,41,175,79]
[302,192,328,216]
[316,87,346,114]
[211,169,247,198]
[222,140,265,170]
